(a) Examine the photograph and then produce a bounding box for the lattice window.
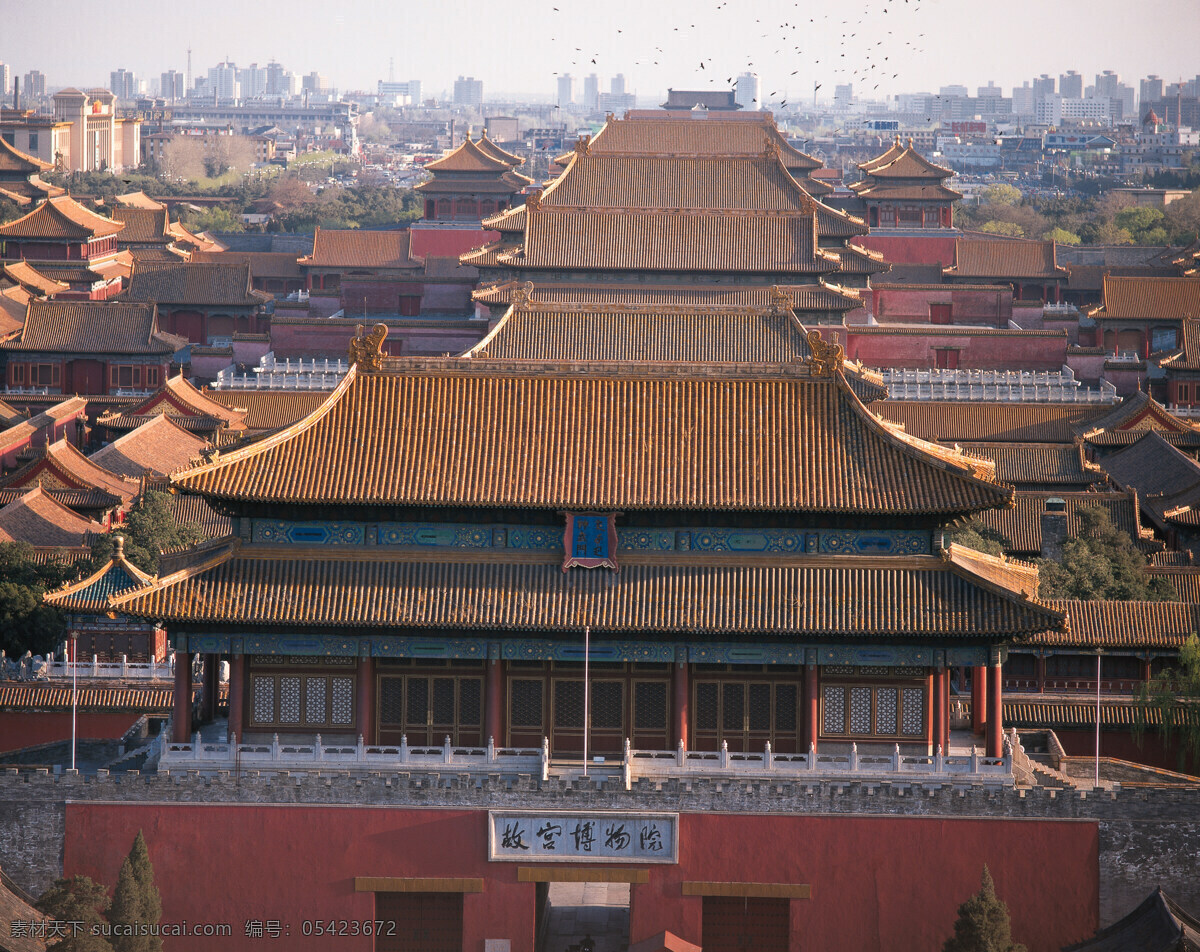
[634,681,667,731]
[432,678,455,725]
[748,683,772,732]
[695,682,718,731]
[849,687,872,734]
[305,678,326,724]
[591,681,623,730]
[279,677,301,724]
[510,679,543,729]
[775,684,797,733]
[554,680,584,729]
[722,683,744,731]
[252,677,274,724]
[875,687,898,735]
[331,678,353,725]
[459,678,482,727]
[823,686,845,734]
[406,677,428,726]
[901,688,924,736]
[379,678,404,726]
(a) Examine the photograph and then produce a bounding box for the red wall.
[853,233,961,267]
[872,286,1012,326]
[0,713,138,754]
[837,328,1069,370]
[63,805,1098,952]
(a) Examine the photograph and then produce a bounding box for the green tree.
[0,541,75,657]
[89,492,202,574]
[1037,507,1177,601]
[1164,190,1200,244]
[1043,226,1082,244]
[979,220,1025,237]
[36,875,114,952]
[943,866,1027,952]
[107,832,162,952]
[1134,632,1200,771]
[945,520,1008,557]
[179,205,244,233]
[980,184,1022,207]
[1114,206,1169,245]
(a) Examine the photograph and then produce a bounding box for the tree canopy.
[1036,507,1177,601]
[36,875,114,952]
[88,492,202,575]
[944,520,1007,557]
[942,866,1027,952]
[0,541,75,657]
[107,831,163,952]
[1135,632,1200,772]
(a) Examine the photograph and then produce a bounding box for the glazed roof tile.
[125,260,270,307]
[955,443,1103,486]
[0,485,103,546]
[414,171,533,194]
[1090,275,1200,321]
[108,543,1062,636]
[481,204,525,232]
[173,362,1009,513]
[425,137,516,173]
[975,491,1148,555]
[0,684,172,712]
[1147,567,1200,603]
[469,282,862,312]
[873,401,1107,443]
[1003,699,1187,729]
[848,182,963,201]
[120,374,248,426]
[111,206,171,244]
[204,390,332,431]
[0,486,123,511]
[0,397,88,452]
[112,191,167,209]
[856,139,955,180]
[474,134,526,167]
[1061,889,1200,952]
[0,438,137,502]
[1074,390,1200,443]
[2,260,70,297]
[190,250,304,279]
[944,239,1066,279]
[0,300,182,355]
[165,491,234,540]
[0,195,124,239]
[44,539,152,613]
[0,284,28,337]
[299,228,422,269]
[464,302,815,363]
[89,415,210,478]
[1100,432,1200,499]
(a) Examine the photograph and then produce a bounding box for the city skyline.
[2,0,1198,105]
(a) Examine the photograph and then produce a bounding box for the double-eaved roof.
[0,194,124,240]
[0,300,185,355]
[125,260,271,307]
[44,537,152,613]
[944,238,1067,280]
[1089,274,1200,322]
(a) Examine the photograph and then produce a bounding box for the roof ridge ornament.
[525,189,542,211]
[769,285,793,315]
[575,134,591,155]
[348,323,388,372]
[511,281,535,307]
[762,139,782,161]
[806,329,845,377]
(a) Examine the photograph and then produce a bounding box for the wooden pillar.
[199,654,216,723]
[804,664,819,753]
[925,670,936,754]
[933,668,946,753]
[987,663,1004,758]
[227,654,245,743]
[672,660,689,751]
[172,650,192,743]
[356,657,374,744]
[1142,658,1153,684]
[486,658,503,746]
[971,665,985,734]
[943,669,952,752]
[1037,656,1048,694]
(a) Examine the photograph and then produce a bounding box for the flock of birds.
[547,0,929,110]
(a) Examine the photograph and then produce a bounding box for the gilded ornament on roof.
[806,330,844,377]
[348,323,388,371]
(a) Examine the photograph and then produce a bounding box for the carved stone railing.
[36,656,174,682]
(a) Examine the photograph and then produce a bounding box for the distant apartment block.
[109,68,139,101]
[377,80,421,106]
[454,76,483,107]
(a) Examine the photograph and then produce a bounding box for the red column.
[943,671,952,752]
[804,664,819,753]
[227,654,245,743]
[1037,656,1048,694]
[200,655,216,722]
[987,663,1004,758]
[485,658,503,746]
[356,658,374,744]
[971,665,985,734]
[672,660,689,750]
[932,668,946,753]
[172,650,192,743]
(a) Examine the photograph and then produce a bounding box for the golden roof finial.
[769,285,792,315]
[574,134,591,156]
[511,281,535,307]
[806,329,845,377]
[525,190,542,211]
[907,136,914,148]
[348,323,389,372]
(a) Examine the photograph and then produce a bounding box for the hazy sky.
[3,0,1198,105]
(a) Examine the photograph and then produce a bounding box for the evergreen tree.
[36,875,114,952]
[943,866,1027,952]
[944,519,1008,557]
[107,831,162,952]
[88,492,202,574]
[1134,632,1200,772]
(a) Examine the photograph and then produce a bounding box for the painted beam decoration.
[562,511,620,572]
[489,811,678,863]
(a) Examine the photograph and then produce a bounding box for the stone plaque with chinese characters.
[488,811,677,863]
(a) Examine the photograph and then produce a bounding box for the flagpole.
[71,633,78,772]
[583,625,590,777]
[1095,652,1101,788]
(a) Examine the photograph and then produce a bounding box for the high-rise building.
[976,81,1003,99]
[266,61,294,98]
[1094,70,1119,98]
[302,72,330,95]
[1011,82,1035,115]
[557,74,573,109]
[207,62,241,101]
[453,76,483,107]
[1141,75,1164,106]
[378,80,421,106]
[160,70,185,102]
[109,69,138,100]
[834,84,854,108]
[1059,71,1083,99]
[23,70,46,100]
[583,74,599,112]
[735,72,760,111]
[1032,74,1055,100]
[238,64,267,99]
[0,63,10,97]
[939,84,968,99]
[610,74,626,97]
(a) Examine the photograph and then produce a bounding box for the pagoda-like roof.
[944,239,1067,280]
[0,135,53,174]
[0,300,185,355]
[474,133,526,167]
[1074,390,1200,446]
[425,137,516,174]
[89,415,210,478]
[0,484,103,547]
[953,442,1103,487]
[1061,888,1199,952]
[0,438,137,503]
[44,536,152,613]
[111,206,171,244]
[125,260,271,307]
[0,195,124,240]
[112,191,167,210]
[856,137,955,181]
[298,228,422,270]
[1089,275,1200,322]
[103,374,248,429]
[1,261,69,297]
[106,538,1062,637]
[172,353,1010,515]
[849,182,962,202]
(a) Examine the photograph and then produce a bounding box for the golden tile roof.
[975,491,1148,555]
[0,300,181,355]
[425,137,516,173]
[0,486,122,511]
[167,220,223,253]
[460,240,522,268]
[173,361,1009,514]
[0,195,124,239]
[0,284,29,338]
[1147,566,1200,602]
[44,537,153,613]
[204,390,332,432]
[856,138,955,180]
[848,182,963,202]
[470,281,862,312]
[832,244,891,275]
[463,302,815,363]
[944,239,1067,279]
[299,227,422,269]
[119,374,248,427]
[108,542,1062,636]
[111,206,170,244]
[1031,599,1199,648]
[164,491,234,540]
[481,204,525,232]
[873,401,1107,444]
[0,684,172,712]
[89,415,210,478]
[2,260,70,297]
[1003,699,1178,728]
[954,443,1103,486]
[190,250,304,279]
[1074,390,1200,444]
[1089,275,1200,322]
[0,484,104,546]
[474,133,526,167]
[0,135,53,173]
[113,190,167,210]
[508,206,835,275]
[414,171,533,195]
[0,438,137,502]
[125,260,271,307]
